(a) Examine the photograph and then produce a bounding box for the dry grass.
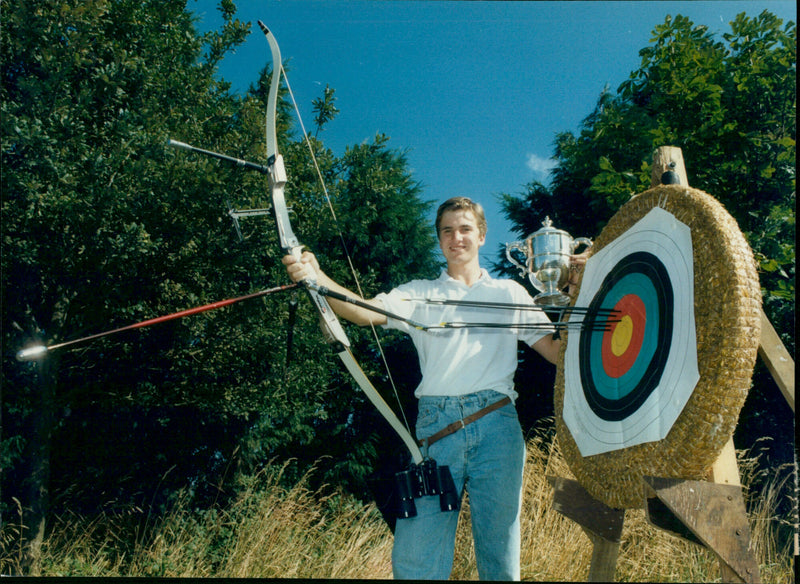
[2,429,794,581]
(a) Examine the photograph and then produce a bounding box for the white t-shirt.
[376,269,554,400]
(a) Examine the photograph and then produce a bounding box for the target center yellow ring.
[611,315,634,356]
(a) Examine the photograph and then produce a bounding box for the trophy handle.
[505,240,530,278]
[571,237,593,254]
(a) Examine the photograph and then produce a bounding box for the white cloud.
[526,153,557,178]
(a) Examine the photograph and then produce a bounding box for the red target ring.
[601,294,646,378]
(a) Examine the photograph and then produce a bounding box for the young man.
[282,197,581,580]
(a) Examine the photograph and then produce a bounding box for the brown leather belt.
[416,396,512,448]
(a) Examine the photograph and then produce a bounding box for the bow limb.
[258,22,423,465]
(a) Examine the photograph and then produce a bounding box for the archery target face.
[563,207,699,456]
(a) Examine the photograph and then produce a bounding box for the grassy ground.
[2,427,795,580]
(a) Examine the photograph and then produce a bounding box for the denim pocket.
[415,403,441,436]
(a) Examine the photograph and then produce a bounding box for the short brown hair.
[435,197,487,237]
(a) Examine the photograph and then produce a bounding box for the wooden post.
[651,145,689,187]
[709,440,760,583]
[547,476,624,582]
[710,438,742,487]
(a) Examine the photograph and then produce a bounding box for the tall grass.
[2,428,794,581]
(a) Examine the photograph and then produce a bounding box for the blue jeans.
[392,390,525,580]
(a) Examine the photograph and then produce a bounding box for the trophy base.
[533,291,571,307]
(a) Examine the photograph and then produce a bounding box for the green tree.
[499,11,795,352]
[1,0,253,565]
[1,0,438,567]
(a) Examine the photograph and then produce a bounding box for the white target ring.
[563,207,699,456]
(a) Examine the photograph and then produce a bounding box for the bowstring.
[278,66,415,436]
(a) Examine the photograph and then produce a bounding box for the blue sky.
[190,0,796,269]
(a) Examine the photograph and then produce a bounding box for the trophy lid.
[533,216,568,237]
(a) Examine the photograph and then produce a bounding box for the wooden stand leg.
[643,474,761,583]
[548,476,625,582]
[586,533,621,583]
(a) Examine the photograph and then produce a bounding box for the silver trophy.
[506,217,593,306]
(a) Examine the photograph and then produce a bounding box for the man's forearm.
[308,270,388,327]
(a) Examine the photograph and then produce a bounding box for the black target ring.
[579,252,673,422]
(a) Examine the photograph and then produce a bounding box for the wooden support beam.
[644,476,761,583]
[709,439,751,583]
[548,476,625,582]
[757,307,795,412]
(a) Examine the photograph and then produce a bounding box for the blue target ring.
[588,273,659,399]
[579,252,673,422]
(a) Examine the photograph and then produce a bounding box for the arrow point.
[16,345,48,361]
